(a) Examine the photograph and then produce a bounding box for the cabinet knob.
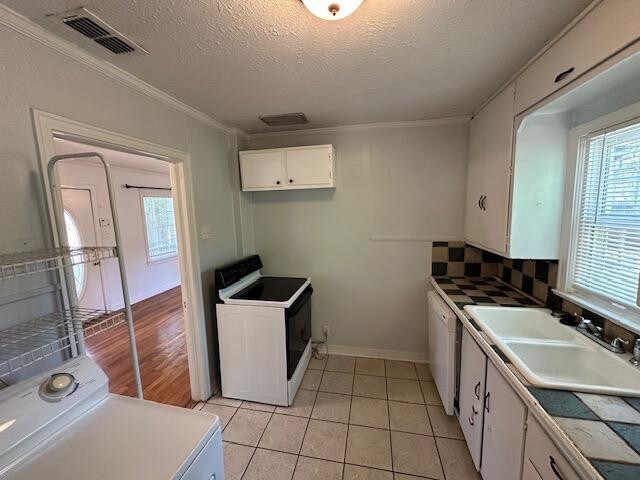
[276,180,281,185]
[289,179,293,183]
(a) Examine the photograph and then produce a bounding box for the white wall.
[0,21,240,388]
[247,123,469,360]
[56,161,181,308]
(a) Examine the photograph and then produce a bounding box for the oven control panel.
[215,254,263,289]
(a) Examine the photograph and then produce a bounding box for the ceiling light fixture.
[302,0,363,20]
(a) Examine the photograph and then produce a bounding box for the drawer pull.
[554,67,575,83]
[474,381,481,399]
[549,455,566,479]
[468,415,475,426]
[484,391,491,413]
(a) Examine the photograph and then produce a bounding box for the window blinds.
[573,120,640,308]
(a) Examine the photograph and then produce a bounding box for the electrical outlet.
[323,325,330,337]
[200,226,213,241]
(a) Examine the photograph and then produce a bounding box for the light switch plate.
[200,226,213,241]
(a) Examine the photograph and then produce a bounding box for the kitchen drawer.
[524,414,580,480]
[515,0,640,114]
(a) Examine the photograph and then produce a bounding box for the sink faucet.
[631,339,640,367]
[576,316,603,338]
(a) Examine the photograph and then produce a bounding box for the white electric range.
[0,356,224,480]
[215,255,313,406]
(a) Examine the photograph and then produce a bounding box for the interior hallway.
[85,287,194,408]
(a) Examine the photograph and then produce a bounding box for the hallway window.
[141,192,178,262]
[64,209,86,298]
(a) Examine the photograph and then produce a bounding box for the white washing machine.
[0,356,224,480]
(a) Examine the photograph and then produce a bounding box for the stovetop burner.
[230,276,308,302]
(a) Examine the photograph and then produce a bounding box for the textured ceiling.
[5,0,591,133]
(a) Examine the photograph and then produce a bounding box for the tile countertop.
[430,276,640,480]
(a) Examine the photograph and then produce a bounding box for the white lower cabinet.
[459,328,487,469]
[481,361,527,480]
[523,414,580,480]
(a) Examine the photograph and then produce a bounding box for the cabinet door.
[481,361,527,480]
[240,150,285,190]
[515,1,640,114]
[458,328,487,470]
[284,145,333,187]
[464,84,514,254]
[522,459,544,480]
[524,414,581,480]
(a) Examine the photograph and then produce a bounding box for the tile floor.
[194,355,480,480]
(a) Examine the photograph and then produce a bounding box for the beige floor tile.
[308,356,327,370]
[293,456,343,480]
[355,357,385,376]
[222,441,255,480]
[420,381,443,406]
[353,375,387,399]
[301,369,323,390]
[427,405,463,439]
[325,354,356,373]
[389,401,432,435]
[414,363,433,381]
[343,464,393,480]
[311,392,351,423]
[346,425,393,470]
[200,403,238,430]
[385,360,418,380]
[275,389,317,418]
[320,371,354,395]
[391,431,444,479]
[241,401,277,413]
[258,413,308,454]
[222,408,271,446]
[301,419,348,462]
[436,437,481,480]
[208,393,243,408]
[192,402,205,411]
[350,396,389,429]
[394,474,429,480]
[243,448,297,480]
[387,378,424,404]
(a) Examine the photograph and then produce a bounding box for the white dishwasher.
[427,290,457,415]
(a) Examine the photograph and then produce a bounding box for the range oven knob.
[39,373,78,402]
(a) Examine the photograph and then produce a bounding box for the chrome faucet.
[576,316,603,338]
[631,339,640,367]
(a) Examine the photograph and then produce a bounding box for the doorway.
[33,109,212,405]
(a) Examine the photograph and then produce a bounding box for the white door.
[61,188,107,311]
[458,328,487,470]
[284,146,332,186]
[240,150,285,190]
[481,361,527,480]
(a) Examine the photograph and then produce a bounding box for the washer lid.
[5,395,220,480]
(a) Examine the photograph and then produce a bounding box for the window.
[64,209,86,298]
[567,118,640,314]
[141,192,178,262]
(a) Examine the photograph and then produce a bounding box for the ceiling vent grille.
[47,7,147,57]
[259,113,309,127]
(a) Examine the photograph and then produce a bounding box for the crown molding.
[246,115,472,140]
[0,4,235,135]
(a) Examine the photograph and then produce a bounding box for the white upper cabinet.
[465,84,515,255]
[240,144,335,192]
[515,0,640,114]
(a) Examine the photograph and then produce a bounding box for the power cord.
[311,330,329,360]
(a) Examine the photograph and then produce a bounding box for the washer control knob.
[40,373,77,401]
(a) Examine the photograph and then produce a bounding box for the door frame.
[60,185,108,310]
[32,109,212,401]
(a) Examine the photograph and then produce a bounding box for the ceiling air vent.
[47,7,147,57]
[259,113,309,127]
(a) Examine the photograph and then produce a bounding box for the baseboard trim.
[107,282,181,310]
[327,344,428,363]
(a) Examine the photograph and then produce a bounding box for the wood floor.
[85,287,195,408]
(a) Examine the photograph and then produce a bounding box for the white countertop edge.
[429,276,604,480]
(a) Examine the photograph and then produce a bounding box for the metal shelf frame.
[0,308,124,378]
[0,152,144,399]
[0,246,118,281]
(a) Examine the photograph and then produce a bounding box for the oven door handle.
[287,286,313,316]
